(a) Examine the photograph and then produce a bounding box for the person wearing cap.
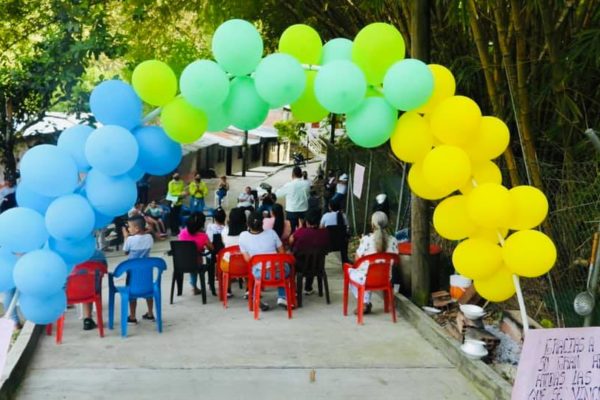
[188,173,208,213]
[373,193,390,217]
[167,173,185,235]
[331,173,348,207]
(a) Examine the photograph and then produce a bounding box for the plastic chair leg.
[155,290,162,333]
[286,281,293,319]
[389,289,397,323]
[222,273,229,309]
[323,271,330,304]
[247,277,254,312]
[357,286,365,325]
[108,289,115,330]
[56,315,65,344]
[296,272,303,308]
[342,273,349,316]
[253,281,261,320]
[120,294,129,338]
[46,324,52,336]
[95,298,105,338]
[170,275,176,305]
[383,290,390,313]
[199,270,207,305]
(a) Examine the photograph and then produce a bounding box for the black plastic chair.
[168,241,210,304]
[294,249,330,308]
[327,225,349,263]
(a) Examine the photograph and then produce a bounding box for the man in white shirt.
[275,166,311,231]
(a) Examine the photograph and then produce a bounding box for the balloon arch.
[0,20,556,325]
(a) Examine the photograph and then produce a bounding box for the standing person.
[178,213,214,295]
[167,173,185,236]
[122,217,156,323]
[324,170,337,205]
[275,166,310,232]
[136,174,150,205]
[349,212,399,315]
[289,208,330,295]
[216,176,229,207]
[239,212,289,310]
[188,173,208,213]
[331,173,348,207]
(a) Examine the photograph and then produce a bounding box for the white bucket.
[450,274,472,300]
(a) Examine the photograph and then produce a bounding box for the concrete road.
[16,164,485,399]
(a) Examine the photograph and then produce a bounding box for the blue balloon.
[85,169,137,216]
[93,209,114,228]
[89,80,143,130]
[133,126,182,176]
[45,194,95,241]
[48,235,96,265]
[128,164,145,181]
[0,248,17,292]
[13,250,67,297]
[16,184,55,214]
[85,125,139,176]
[321,38,353,65]
[57,125,94,171]
[19,291,67,325]
[0,207,48,253]
[19,145,78,197]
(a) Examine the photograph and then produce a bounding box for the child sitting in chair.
[122,217,155,324]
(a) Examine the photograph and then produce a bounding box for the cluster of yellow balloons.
[390,65,558,302]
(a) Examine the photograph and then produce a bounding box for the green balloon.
[161,98,207,144]
[223,77,269,131]
[207,104,230,132]
[314,60,366,114]
[279,24,322,64]
[352,23,406,86]
[346,97,396,148]
[254,53,306,108]
[180,60,230,111]
[132,60,177,106]
[291,71,329,122]
[212,19,263,76]
[383,59,433,111]
[321,38,353,65]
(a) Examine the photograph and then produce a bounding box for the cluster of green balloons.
[389,63,557,302]
[130,19,437,148]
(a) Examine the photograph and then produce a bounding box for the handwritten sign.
[353,163,365,199]
[512,327,600,400]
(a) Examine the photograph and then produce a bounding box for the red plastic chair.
[217,246,249,308]
[247,254,296,320]
[47,261,108,344]
[343,253,398,325]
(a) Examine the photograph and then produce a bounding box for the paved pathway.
[16,164,486,399]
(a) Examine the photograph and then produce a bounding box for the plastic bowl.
[422,306,441,316]
[460,304,486,320]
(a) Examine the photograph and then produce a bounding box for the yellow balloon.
[161,98,208,144]
[467,183,512,229]
[474,267,516,302]
[502,230,557,278]
[430,96,482,146]
[452,238,503,280]
[407,162,453,200]
[459,160,502,194]
[464,116,510,163]
[415,64,455,115]
[422,145,471,194]
[433,195,476,240]
[508,186,549,230]
[470,226,508,244]
[390,112,433,163]
[132,60,177,106]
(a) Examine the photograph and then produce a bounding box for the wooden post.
[242,130,248,177]
[410,0,431,307]
[330,114,336,144]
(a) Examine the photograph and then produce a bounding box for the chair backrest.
[170,240,200,274]
[250,253,295,283]
[293,249,327,274]
[354,253,399,288]
[327,225,347,251]
[67,261,108,302]
[113,257,167,297]
[216,245,241,271]
[228,253,249,275]
[212,233,225,255]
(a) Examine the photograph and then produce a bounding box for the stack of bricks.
[457,311,501,361]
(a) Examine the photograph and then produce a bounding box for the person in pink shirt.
[263,203,291,244]
[178,213,213,295]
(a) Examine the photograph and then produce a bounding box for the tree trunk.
[242,130,248,177]
[410,0,431,307]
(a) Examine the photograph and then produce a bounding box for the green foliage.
[274,119,305,144]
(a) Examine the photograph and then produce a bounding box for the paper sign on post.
[353,163,365,199]
[512,327,600,399]
[0,318,15,378]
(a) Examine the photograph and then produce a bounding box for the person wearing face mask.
[167,173,185,236]
[188,173,208,214]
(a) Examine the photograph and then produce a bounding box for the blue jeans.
[252,264,291,299]
[190,197,205,213]
[216,189,227,206]
[3,289,19,324]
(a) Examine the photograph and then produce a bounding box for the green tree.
[0,0,124,177]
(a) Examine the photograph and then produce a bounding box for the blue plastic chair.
[108,257,167,337]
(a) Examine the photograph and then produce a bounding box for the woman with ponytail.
[348,211,398,315]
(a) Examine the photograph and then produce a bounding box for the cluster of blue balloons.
[0,80,183,324]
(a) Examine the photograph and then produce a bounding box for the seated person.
[239,212,289,310]
[349,212,399,315]
[129,202,165,238]
[263,203,291,243]
[221,207,246,248]
[289,208,330,295]
[122,217,155,323]
[216,176,229,207]
[237,186,254,210]
[145,200,167,234]
[178,213,214,295]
